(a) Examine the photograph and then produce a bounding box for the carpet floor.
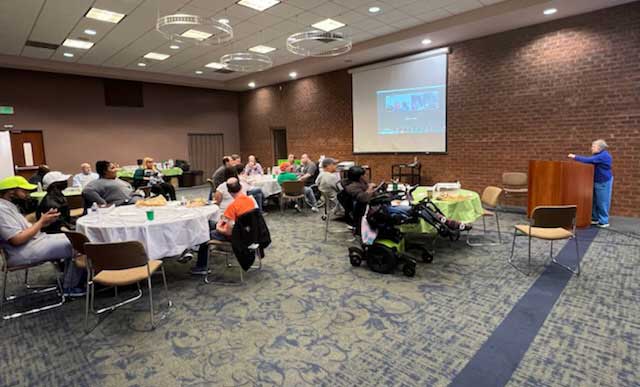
[0,208,638,387]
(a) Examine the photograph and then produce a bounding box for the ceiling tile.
[264,2,305,19]
[0,0,45,55]
[414,8,453,23]
[310,2,351,18]
[445,0,484,15]
[285,0,323,11]
[29,0,93,45]
[398,0,454,15]
[21,46,55,60]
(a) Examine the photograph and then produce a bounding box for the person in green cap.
[0,175,85,297]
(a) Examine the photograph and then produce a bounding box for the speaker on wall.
[103,79,144,107]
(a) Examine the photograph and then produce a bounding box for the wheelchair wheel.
[367,244,397,274]
[348,247,364,267]
[402,262,416,277]
[421,248,434,263]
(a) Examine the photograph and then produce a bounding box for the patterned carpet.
[0,207,638,386]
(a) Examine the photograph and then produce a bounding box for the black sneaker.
[177,250,194,263]
[190,267,211,276]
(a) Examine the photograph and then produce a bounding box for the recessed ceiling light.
[181,29,213,41]
[205,62,225,69]
[143,52,170,60]
[543,8,557,15]
[84,29,97,36]
[63,52,74,58]
[195,70,203,74]
[169,44,180,50]
[137,62,147,67]
[312,18,346,32]
[85,8,126,24]
[219,18,230,24]
[368,6,381,14]
[62,38,94,50]
[289,71,297,79]
[421,38,432,45]
[248,81,256,88]
[249,45,276,54]
[237,0,280,12]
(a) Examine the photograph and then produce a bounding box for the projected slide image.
[377,86,445,136]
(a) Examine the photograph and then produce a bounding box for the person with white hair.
[568,139,613,227]
[72,162,98,189]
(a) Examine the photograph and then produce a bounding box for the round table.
[402,188,483,234]
[76,204,219,260]
[30,188,82,200]
[247,175,281,197]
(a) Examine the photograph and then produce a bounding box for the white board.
[0,131,14,179]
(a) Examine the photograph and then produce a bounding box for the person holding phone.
[0,176,85,296]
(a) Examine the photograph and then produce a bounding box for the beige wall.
[0,68,239,174]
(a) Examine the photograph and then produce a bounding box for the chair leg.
[495,213,502,243]
[1,270,7,318]
[160,266,172,307]
[549,240,553,261]
[552,237,581,275]
[482,216,487,234]
[508,231,530,276]
[84,280,92,333]
[147,276,155,329]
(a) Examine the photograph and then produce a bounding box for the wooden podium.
[528,160,594,228]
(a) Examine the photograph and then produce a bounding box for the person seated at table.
[191,177,258,275]
[83,161,143,207]
[211,156,231,189]
[28,165,50,186]
[72,163,99,189]
[299,154,318,187]
[0,176,86,296]
[339,166,376,234]
[244,155,263,176]
[234,164,265,212]
[133,157,176,201]
[316,158,343,215]
[277,162,318,212]
[136,159,143,169]
[229,154,242,166]
[287,154,299,172]
[37,171,75,234]
[214,166,251,211]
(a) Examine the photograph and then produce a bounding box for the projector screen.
[351,48,448,153]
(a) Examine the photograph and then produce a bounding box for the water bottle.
[37,182,43,192]
[180,196,187,206]
[90,202,98,214]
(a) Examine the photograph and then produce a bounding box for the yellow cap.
[0,176,38,191]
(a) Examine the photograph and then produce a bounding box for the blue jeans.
[592,178,613,225]
[247,188,264,212]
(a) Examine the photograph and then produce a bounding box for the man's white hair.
[593,139,608,150]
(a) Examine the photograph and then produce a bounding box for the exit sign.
[0,106,14,115]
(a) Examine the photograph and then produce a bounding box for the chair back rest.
[502,172,527,187]
[282,180,305,196]
[62,230,90,255]
[206,178,216,191]
[85,241,149,273]
[531,205,576,230]
[481,186,502,208]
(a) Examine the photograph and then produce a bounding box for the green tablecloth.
[117,167,183,179]
[401,188,483,234]
[30,190,82,199]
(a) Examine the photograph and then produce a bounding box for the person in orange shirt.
[191,177,258,275]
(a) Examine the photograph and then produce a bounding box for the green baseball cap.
[0,176,38,191]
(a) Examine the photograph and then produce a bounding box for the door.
[272,128,287,165]
[188,133,224,179]
[10,130,46,179]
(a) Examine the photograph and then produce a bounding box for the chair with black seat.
[83,241,171,332]
[467,186,503,246]
[207,178,216,201]
[0,247,65,320]
[280,180,305,213]
[508,205,580,276]
[205,209,270,285]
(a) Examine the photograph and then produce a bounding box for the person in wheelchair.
[338,166,377,235]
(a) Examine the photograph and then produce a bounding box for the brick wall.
[239,3,640,217]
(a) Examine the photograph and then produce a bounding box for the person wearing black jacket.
[37,171,75,234]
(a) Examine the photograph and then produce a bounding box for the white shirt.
[72,172,99,189]
[216,181,250,211]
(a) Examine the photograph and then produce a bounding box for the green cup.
[146,210,154,221]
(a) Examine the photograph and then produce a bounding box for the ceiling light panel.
[144,52,170,60]
[249,45,276,53]
[311,18,346,32]
[181,29,213,41]
[237,0,280,12]
[62,38,94,49]
[85,8,126,24]
[205,62,225,69]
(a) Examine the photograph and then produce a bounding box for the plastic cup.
[146,210,154,221]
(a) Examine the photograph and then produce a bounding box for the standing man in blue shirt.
[568,139,613,228]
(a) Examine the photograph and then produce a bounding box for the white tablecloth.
[248,175,281,197]
[76,204,219,260]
